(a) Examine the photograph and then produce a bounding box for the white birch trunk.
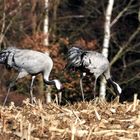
[99,0,114,99]
[43,0,50,103]
[43,0,49,46]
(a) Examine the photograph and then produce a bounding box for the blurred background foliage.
[0,0,139,105]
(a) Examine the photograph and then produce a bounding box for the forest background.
[0,0,139,105]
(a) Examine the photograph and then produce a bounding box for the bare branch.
[126,60,140,68]
[138,8,140,22]
[110,26,140,66]
[57,15,85,21]
[111,0,133,27]
[120,72,140,85]
[120,59,140,79]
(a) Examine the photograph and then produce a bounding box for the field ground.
[0,97,140,140]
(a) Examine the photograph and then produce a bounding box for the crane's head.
[107,79,122,96]
[53,79,62,90]
[112,81,122,95]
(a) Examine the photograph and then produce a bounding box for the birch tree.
[43,0,49,46]
[43,0,56,103]
[43,0,51,103]
[99,0,114,99]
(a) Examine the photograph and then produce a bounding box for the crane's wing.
[82,51,110,75]
[11,49,53,74]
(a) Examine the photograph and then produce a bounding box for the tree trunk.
[99,0,114,100]
[43,0,51,103]
[51,0,60,35]
[43,0,49,46]
[31,0,37,34]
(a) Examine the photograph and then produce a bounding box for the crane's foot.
[93,97,107,105]
[30,97,37,104]
[58,91,62,105]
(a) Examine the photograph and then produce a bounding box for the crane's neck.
[44,79,62,90]
[103,68,122,95]
[107,78,122,95]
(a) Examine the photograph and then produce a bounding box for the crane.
[0,47,62,106]
[65,46,122,100]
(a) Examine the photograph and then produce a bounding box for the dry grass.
[0,97,140,140]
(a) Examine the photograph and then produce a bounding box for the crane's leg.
[58,91,62,104]
[93,77,98,98]
[3,81,16,107]
[80,77,84,101]
[3,71,28,106]
[45,85,52,103]
[80,73,86,101]
[94,78,97,92]
[30,76,36,104]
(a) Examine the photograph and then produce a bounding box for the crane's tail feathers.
[0,50,10,64]
[68,47,82,58]
[0,47,17,67]
[66,47,85,70]
[107,78,122,95]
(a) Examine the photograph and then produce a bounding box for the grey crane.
[65,46,122,100]
[0,47,62,106]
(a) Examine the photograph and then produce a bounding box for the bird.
[65,45,122,100]
[0,47,62,106]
